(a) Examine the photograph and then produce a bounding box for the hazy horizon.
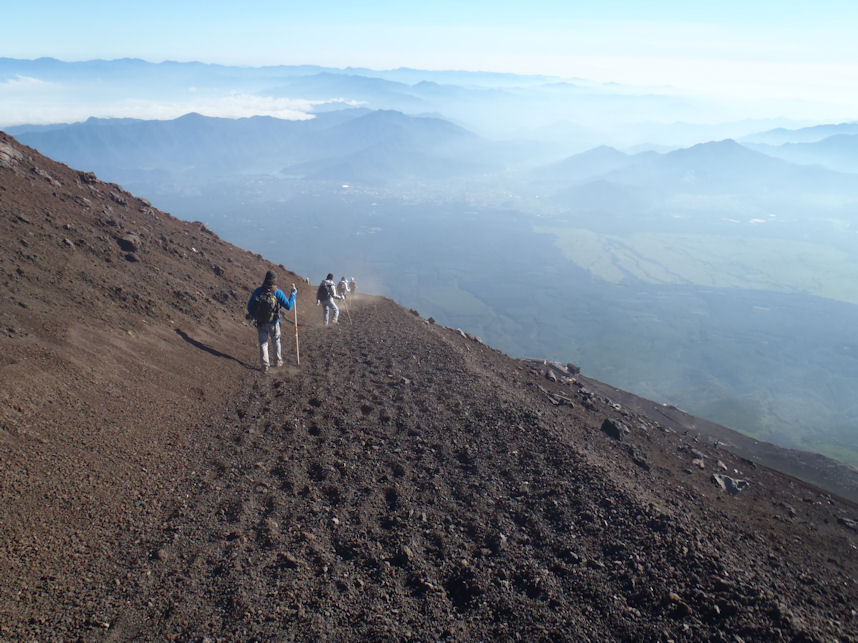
[5,0,858,126]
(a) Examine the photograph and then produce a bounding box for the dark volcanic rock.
[117,233,142,252]
[601,417,628,441]
[627,444,651,470]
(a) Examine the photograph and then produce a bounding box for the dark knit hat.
[263,270,276,286]
[326,273,334,280]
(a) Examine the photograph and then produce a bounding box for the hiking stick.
[293,288,300,366]
[343,298,353,324]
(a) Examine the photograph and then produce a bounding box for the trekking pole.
[293,285,300,366]
[344,298,353,324]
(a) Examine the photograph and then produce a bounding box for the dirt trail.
[78,296,858,640]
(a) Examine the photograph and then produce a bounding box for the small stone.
[674,602,693,617]
[279,552,300,568]
[109,191,128,206]
[627,445,650,470]
[838,517,858,531]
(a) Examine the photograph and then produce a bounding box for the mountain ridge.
[11,109,485,186]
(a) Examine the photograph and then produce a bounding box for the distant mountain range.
[741,121,858,145]
[1,57,802,148]
[541,139,858,218]
[736,122,858,173]
[14,107,857,196]
[746,134,858,174]
[10,109,486,186]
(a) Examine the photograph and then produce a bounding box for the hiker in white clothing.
[316,273,344,325]
[336,276,350,300]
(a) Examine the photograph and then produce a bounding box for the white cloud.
[0,75,51,90]
[0,92,359,127]
[116,94,321,120]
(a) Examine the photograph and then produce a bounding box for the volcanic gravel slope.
[1,131,857,641]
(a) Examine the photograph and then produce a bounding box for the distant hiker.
[348,276,357,293]
[316,273,343,325]
[337,275,350,300]
[247,270,297,372]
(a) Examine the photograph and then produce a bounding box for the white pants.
[322,299,339,325]
[257,321,281,367]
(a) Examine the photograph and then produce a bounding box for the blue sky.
[4,1,858,120]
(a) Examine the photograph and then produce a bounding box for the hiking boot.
[276,360,284,368]
[262,364,269,373]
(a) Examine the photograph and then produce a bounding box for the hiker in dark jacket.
[316,272,343,325]
[247,270,297,372]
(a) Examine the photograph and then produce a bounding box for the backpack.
[317,282,333,301]
[250,289,279,324]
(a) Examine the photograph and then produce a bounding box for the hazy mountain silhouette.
[748,133,858,174]
[742,121,858,145]
[549,139,858,209]
[627,139,852,190]
[2,56,773,146]
[538,145,637,181]
[13,109,485,185]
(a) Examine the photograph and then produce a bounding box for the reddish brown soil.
[2,132,857,641]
